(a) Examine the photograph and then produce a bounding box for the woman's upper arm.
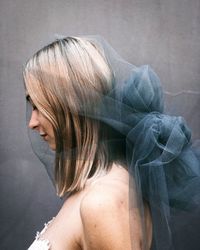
[80,188,133,250]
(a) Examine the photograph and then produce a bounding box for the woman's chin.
[49,145,56,151]
[48,141,56,151]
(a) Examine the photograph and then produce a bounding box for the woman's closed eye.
[26,94,37,110]
[31,103,37,110]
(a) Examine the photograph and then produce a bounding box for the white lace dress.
[28,218,54,250]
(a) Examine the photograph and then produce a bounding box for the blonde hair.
[23,37,116,196]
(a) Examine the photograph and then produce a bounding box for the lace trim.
[28,218,55,250]
[35,218,55,240]
[28,238,51,250]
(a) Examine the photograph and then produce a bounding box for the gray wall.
[0,0,199,249]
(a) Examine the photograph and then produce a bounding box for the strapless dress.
[28,218,54,250]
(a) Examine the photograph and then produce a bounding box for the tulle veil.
[25,35,200,250]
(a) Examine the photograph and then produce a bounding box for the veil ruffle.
[25,35,200,250]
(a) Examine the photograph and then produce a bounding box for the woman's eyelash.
[26,95,37,110]
[30,101,37,110]
[32,104,37,110]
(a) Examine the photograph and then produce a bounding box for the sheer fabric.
[26,35,200,250]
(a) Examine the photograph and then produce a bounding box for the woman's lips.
[40,133,48,140]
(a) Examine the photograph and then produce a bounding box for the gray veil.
[25,35,200,250]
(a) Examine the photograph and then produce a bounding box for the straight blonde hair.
[23,37,116,196]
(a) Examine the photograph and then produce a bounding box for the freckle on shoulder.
[80,176,129,220]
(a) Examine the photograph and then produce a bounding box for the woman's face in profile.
[26,94,56,151]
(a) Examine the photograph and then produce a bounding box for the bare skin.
[38,164,152,250]
[27,96,152,249]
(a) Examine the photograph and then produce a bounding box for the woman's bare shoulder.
[81,182,128,216]
[81,164,129,210]
[79,165,134,250]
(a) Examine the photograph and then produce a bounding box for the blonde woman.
[24,36,200,250]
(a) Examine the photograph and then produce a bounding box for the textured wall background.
[0,0,199,249]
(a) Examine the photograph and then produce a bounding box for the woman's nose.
[28,110,40,129]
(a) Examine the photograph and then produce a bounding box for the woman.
[24,36,200,250]
[24,36,152,250]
